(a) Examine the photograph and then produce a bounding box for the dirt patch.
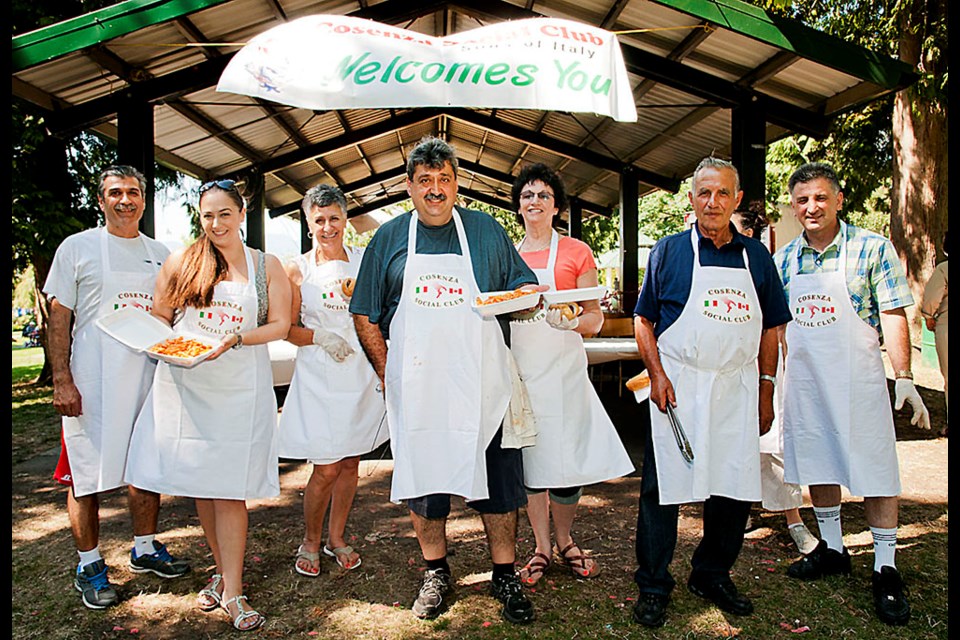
[11,357,948,639]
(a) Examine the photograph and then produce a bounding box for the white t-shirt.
[43,227,170,336]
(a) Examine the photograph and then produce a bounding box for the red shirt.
[520,236,597,291]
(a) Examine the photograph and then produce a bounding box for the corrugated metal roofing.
[12,0,916,221]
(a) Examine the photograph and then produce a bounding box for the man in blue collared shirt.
[630,157,791,628]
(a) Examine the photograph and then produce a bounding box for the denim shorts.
[406,428,526,518]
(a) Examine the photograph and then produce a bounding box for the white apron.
[511,230,634,488]
[278,249,387,462]
[66,229,160,497]
[781,235,900,496]
[385,210,512,502]
[126,248,280,500]
[651,231,762,505]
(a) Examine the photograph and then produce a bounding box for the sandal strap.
[297,545,321,562]
[222,594,264,630]
[523,551,551,570]
[555,542,589,569]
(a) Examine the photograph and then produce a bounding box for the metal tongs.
[665,404,694,463]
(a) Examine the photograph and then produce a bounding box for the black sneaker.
[74,559,119,610]
[872,566,910,625]
[632,592,669,627]
[490,573,535,624]
[787,540,852,581]
[129,541,191,578]
[412,568,452,620]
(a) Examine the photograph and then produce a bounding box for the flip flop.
[518,551,551,587]
[323,544,362,570]
[554,542,601,579]
[294,545,322,577]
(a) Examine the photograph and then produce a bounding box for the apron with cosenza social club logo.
[65,228,161,497]
[278,247,387,463]
[781,228,900,496]
[511,229,634,488]
[385,208,512,502]
[650,231,763,505]
[126,248,279,500]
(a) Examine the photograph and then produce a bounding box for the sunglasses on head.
[199,179,237,194]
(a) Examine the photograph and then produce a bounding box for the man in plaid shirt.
[773,162,930,626]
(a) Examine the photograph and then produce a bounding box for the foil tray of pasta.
[96,307,218,367]
[145,335,218,367]
[471,289,542,318]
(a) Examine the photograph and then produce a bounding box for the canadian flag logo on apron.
[412,274,466,308]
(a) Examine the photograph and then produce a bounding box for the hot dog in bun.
[341,277,356,298]
[548,302,582,321]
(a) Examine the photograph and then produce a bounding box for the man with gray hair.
[44,164,190,610]
[351,136,540,624]
[630,157,792,627]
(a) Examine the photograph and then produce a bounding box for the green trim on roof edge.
[651,0,916,90]
[12,0,232,72]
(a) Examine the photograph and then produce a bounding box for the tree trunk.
[890,0,948,342]
[32,255,53,385]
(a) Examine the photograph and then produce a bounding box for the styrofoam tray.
[96,307,218,367]
[472,290,541,318]
[541,286,607,305]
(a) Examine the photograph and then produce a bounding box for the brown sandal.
[518,551,551,587]
[554,542,601,579]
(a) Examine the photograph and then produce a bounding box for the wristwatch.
[759,374,777,387]
[232,332,244,350]
[894,369,913,380]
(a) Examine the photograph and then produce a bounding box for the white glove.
[894,378,931,429]
[544,307,579,331]
[312,328,354,363]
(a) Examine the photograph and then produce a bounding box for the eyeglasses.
[519,191,554,203]
[199,179,237,195]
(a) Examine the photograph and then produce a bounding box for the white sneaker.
[789,524,819,555]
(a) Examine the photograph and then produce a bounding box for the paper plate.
[632,386,651,403]
[472,290,542,318]
[96,307,172,351]
[541,286,607,305]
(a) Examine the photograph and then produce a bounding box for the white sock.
[134,534,157,558]
[813,506,844,552]
[871,527,898,571]
[77,547,102,568]
[788,522,806,531]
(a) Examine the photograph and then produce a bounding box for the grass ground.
[10,340,949,639]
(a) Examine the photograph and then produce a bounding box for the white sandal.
[221,594,265,631]
[196,573,223,612]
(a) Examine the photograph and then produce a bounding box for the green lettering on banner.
[355,60,382,84]
[485,63,509,85]
[336,52,371,79]
[395,60,421,82]
[554,60,611,95]
[421,62,445,83]
[512,64,537,86]
[445,62,484,84]
[380,55,400,83]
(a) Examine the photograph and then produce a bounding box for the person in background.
[631,157,792,628]
[731,205,818,556]
[351,136,540,625]
[774,162,930,626]
[278,184,387,576]
[509,163,634,587]
[43,164,190,610]
[125,179,291,631]
[920,230,948,436]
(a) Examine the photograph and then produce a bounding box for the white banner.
[217,15,637,122]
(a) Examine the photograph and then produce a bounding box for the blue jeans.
[634,418,752,595]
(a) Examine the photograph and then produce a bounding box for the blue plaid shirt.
[773,221,913,335]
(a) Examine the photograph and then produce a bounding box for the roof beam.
[600,0,631,29]
[460,187,514,214]
[457,159,612,217]
[347,191,410,217]
[259,109,442,174]
[270,167,409,217]
[444,108,680,192]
